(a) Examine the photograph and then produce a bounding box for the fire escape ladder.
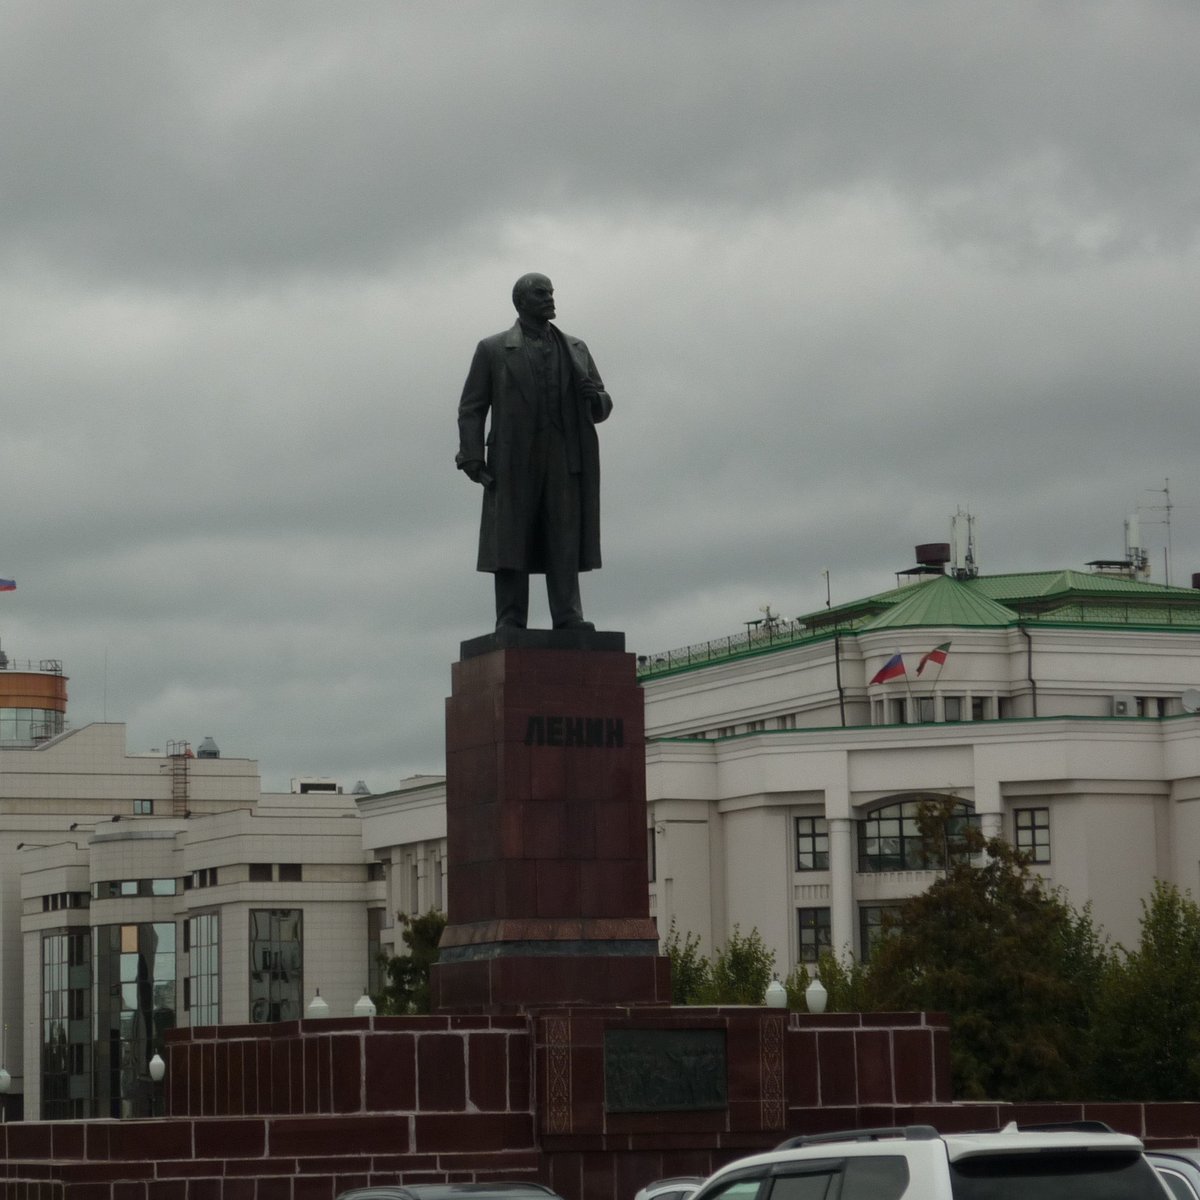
[166,740,190,816]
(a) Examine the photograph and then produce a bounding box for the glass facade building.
[41,930,92,1119]
[93,923,177,1118]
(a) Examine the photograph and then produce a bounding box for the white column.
[828,817,855,961]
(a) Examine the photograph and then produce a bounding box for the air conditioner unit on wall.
[1111,693,1137,717]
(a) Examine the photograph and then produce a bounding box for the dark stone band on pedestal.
[438,938,661,963]
[461,627,626,659]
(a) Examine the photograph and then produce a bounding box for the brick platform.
[9,1012,1200,1200]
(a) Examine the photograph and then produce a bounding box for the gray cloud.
[1,0,1198,790]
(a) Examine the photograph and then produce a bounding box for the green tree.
[663,923,775,1005]
[663,919,712,1004]
[706,925,776,1005]
[375,909,446,1014]
[860,799,1109,1100]
[1092,881,1200,1100]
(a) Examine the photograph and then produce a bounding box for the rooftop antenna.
[1141,479,1173,585]
[759,604,780,631]
[950,509,978,580]
[1123,513,1150,578]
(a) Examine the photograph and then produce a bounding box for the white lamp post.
[764,979,788,1009]
[805,973,828,1015]
[306,988,330,1018]
[353,990,377,1017]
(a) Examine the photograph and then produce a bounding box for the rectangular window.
[93,921,175,1118]
[858,801,979,873]
[797,907,832,964]
[278,863,302,883]
[188,912,220,1026]
[1014,807,1051,864]
[41,930,92,1119]
[367,907,383,997]
[859,905,903,963]
[943,696,963,722]
[249,863,272,882]
[795,817,829,871]
[133,800,153,815]
[249,909,302,1023]
[432,856,444,910]
[916,697,935,723]
[971,696,989,721]
[890,698,907,725]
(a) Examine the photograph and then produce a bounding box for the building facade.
[0,658,386,1121]
[641,566,1200,970]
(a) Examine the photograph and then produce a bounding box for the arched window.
[857,797,976,873]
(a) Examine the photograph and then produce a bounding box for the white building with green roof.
[640,565,1200,968]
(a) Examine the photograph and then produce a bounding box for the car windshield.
[950,1150,1168,1199]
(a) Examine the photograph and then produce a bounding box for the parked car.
[633,1177,706,1200]
[687,1122,1170,1199]
[1150,1150,1200,1200]
[337,1185,566,1200]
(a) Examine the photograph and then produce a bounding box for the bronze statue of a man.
[456,274,612,630]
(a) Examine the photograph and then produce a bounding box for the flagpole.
[901,656,914,722]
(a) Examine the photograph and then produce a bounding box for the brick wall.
[4,1010,1200,1200]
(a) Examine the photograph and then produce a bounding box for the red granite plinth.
[434,639,669,1012]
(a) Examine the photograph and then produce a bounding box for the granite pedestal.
[432,630,670,1011]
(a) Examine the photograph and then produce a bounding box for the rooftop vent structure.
[292,777,341,795]
[897,542,950,584]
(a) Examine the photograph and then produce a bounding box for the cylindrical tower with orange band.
[0,651,68,746]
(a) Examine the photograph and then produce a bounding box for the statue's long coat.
[457,321,612,574]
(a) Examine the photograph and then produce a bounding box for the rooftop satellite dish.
[1181,689,1200,713]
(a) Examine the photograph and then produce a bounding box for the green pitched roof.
[971,569,1191,601]
[861,575,1016,630]
[638,565,1200,679]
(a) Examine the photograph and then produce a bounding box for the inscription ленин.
[524,716,624,747]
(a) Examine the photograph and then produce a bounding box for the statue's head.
[512,273,555,322]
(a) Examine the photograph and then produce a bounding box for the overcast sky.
[1,1,1197,792]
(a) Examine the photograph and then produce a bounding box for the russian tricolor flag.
[0,579,14,592]
[869,652,906,685]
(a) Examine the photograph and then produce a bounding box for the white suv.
[689,1122,1170,1199]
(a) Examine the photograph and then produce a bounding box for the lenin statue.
[456,274,612,631]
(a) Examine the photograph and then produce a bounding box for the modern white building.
[0,653,388,1121]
